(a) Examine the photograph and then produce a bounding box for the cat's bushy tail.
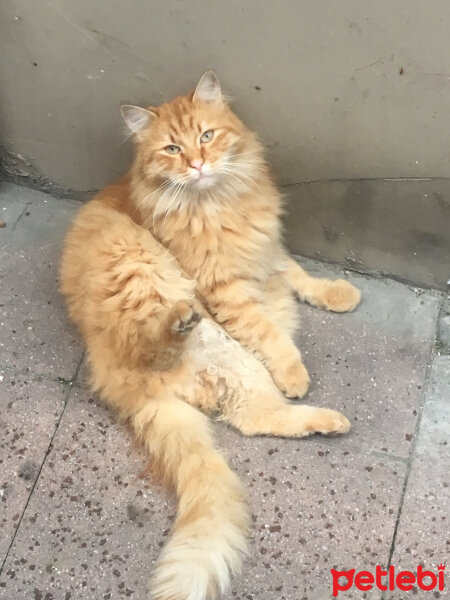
[132,396,249,600]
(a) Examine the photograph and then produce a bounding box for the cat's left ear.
[193,70,222,103]
[120,105,155,137]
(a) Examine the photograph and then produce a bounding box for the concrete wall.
[1,0,449,287]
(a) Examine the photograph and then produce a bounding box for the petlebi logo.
[330,564,445,597]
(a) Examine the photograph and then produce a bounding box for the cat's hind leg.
[223,378,350,438]
[168,301,202,336]
[150,301,203,371]
[282,256,361,313]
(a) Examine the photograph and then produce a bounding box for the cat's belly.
[186,318,274,390]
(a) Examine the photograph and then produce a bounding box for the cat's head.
[121,71,262,195]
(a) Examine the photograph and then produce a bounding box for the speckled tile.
[387,356,450,600]
[0,368,68,562]
[0,387,173,600]
[73,356,90,390]
[212,425,402,600]
[437,298,450,353]
[0,187,444,600]
[293,258,441,458]
[0,187,83,378]
[0,387,402,600]
[0,185,81,255]
[412,355,450,462]
[0,183,30,238]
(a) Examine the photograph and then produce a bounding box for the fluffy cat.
[60,71,360,600]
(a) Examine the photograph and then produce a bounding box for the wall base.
[283,178,449,290]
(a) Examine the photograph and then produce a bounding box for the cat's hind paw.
[170,301,202,336]
[308,408,351,435]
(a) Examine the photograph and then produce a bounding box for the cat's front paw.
[308,408,351,435]
[273,360,310,399]
[323,280,361,312]
[170,301,202,336]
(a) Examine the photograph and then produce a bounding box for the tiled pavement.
[0,183,448,600]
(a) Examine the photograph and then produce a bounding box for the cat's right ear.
[193,70,222,103]
[120,105,154,138]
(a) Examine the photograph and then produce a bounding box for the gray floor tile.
[0,387,171,600]
[294,258,441,458]
[0,184,29,238]
[0,368,68,564]
[0,384,404,600]
[216,425,402,600]
[0,187,445,600]
[387,356,450,600]
[0,187,83,378]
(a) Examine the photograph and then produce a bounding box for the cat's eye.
[165,145,181,154]
[200,130,214,143]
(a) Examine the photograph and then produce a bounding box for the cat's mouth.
[191,172,216,189]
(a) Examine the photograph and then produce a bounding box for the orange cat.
[60,71,360,600]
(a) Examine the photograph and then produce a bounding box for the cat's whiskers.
[224,158,265,174]
[218,154,262,172]
[219,164,260,192]
[152,175,190,234]
[140,153,262,223]
[161,181,187,232]
[152,180,179,230]
[133,191,156,221]
[230,160,264,171]
[223,151,260,160]
[134,178,173,222]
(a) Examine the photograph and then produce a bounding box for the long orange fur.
[60,71,360,600]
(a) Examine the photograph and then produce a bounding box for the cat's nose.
[190,160,204,172]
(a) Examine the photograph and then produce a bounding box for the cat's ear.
[120,105,154,136]
[193,70,222,103]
